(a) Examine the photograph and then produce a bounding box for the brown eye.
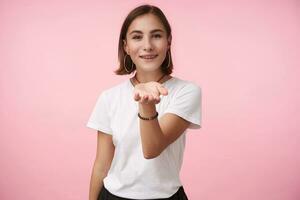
[153,34,162,38]
[133,35,142,39]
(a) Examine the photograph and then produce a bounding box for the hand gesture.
[133,81,168,105]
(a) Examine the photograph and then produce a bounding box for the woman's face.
[123,13,171,73]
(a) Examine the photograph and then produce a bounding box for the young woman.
[87,4,202,200]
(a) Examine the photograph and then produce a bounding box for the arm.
[89,131,115,200]
[138,103,190,159]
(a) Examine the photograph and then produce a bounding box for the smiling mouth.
[139,55,158,60]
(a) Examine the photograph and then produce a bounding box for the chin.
[136,62,160,70]
[141,67,160,72]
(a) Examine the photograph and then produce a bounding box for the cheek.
[128,44,141,54]
[155,40,168,50]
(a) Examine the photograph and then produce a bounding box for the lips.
[140,55,158,59]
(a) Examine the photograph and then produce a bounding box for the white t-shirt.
[86,76,202,199]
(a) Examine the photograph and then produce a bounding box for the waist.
[100,185,186,200]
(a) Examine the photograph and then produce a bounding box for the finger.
[153,97,160,104]
[134,92,140,101]
[157,85,168,96]
[147,95,153,102]
[149,95,160,104]
[139,95,144,103]
[133,92,138,100]
[150,95,159,104]
[154,95,160,101]
[141,95,148,104]
[145,95,151,104]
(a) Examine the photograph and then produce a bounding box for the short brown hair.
[114,4,173,75]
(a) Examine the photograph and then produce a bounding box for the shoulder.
[170,76,201,95]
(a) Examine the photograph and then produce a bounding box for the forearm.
[89,165,107,200]
[138,103,164,158]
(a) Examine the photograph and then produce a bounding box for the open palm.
[133,82,168,105]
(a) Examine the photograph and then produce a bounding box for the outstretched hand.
[133,81,168,105]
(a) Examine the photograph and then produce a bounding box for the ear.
[123,39,129,54]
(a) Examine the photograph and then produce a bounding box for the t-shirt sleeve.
[86,91,113,135]
[164,83,202,129]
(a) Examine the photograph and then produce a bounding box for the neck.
[134,69,165,83]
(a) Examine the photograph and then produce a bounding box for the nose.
[143,36,153,51]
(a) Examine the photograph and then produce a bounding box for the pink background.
[1,0,300,199]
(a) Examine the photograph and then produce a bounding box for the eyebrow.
[129,29,164,35]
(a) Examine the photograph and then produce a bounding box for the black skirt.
[98,185,189,200]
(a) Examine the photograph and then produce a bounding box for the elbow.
[143,150,161,159]
[144,154,155,159]
[142,142,165,159]
[144,154,157,159]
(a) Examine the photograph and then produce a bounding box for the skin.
[123,13,191,159]
[123,13,172,104]
[89,13,191,200]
